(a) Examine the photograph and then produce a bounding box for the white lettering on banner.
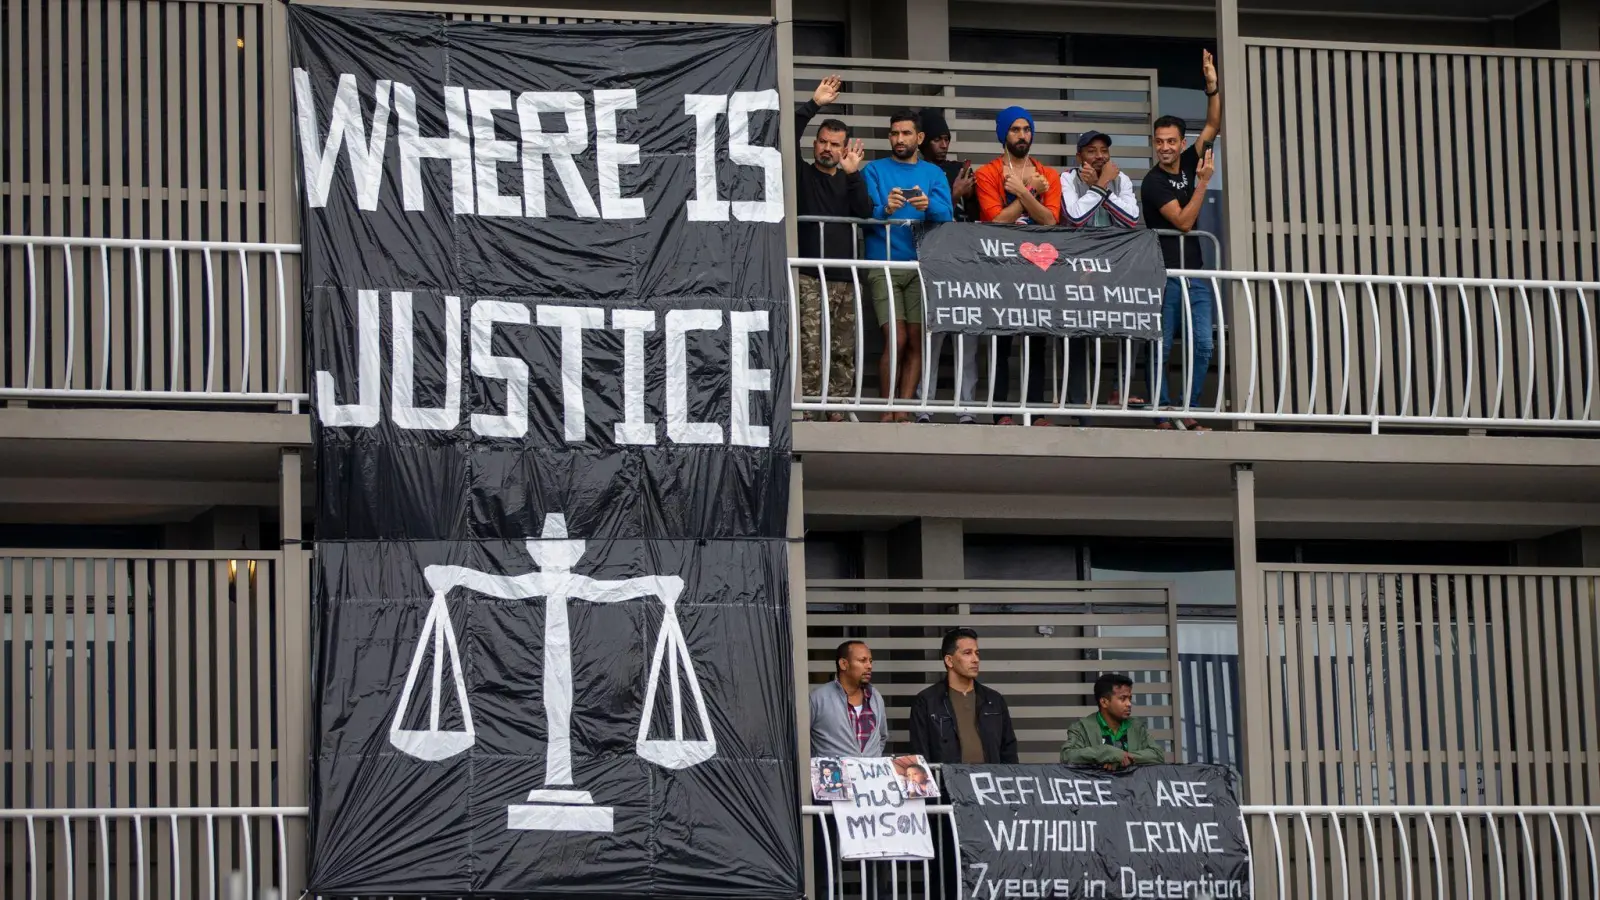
[1118,868,1247,898]
[315,292,772,446]
[294,71,391,211]
[396,82,475,214]
[1011,282,1056,303]
[666,310,725,445]
[978,239,1017,257]
[537,306,606,441]
[933,281,1002,301]
[293,71,784,218]
[684,91,785,223]
[612,309,657,445]
[391,291,463,430]
[1059,309,1161,333]
[469,300,532,438]
[933,306,984,327]
[1101,285,1163,306]
[989,307,1053,329]
[1056,257,1112,273]
[982,818,1096,853]
[468,89,523,217]
[1125,820,1224,854]
[968,773,1118,807]
[1155,781,1214,808]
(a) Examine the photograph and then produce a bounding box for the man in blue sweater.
[862,110,953,422]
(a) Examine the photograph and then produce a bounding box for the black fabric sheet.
[291,7,799,896]
[943,764,1251,899]
[918,224,1167,339]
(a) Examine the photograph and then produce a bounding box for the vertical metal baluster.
[1298,812,1318,900]
[169,815,182,900]
[238,249,252,394]
[98,815,111,900]
[1397,285,1414,419]
[206,814,217,900]
[1392,811,1412,900]
[1020,335,1032,425]
[1364,283,1383,420]
[1488,287,1505,419]
[1361,812,1380,900]
[1547,812,1569,900]
[1456,285,1475,419]
[1577,288,1596,421]
[239,813,255,900]
[64,243,78,389]
[1212,276,1226,414]
[1243,280,1259,415]
[1334,281,1351,416]
[1579,811,1597,900]
[1547,288,1565,419]
[168,248,181,392]
[1484,812,1506,900]
[1426,283,1444,418]
[1452,812,1472,900]
[1268,814,1287,900]
[273,251,287,395]
[1328,811,1351,900]
[788,267,802,403]
[1516,286,1535,420]
[1180,277,1194,414]
[25,243,38,388]
[99,245,112,390]
[1271,279,1289,415]
[134,815,146,900]
[852,222,865,407]
[26,815,38,900]
[1423,812,1444,900]
[133,250,146,391]
[62,814,75,900]
[203,248,217,392]
[1515,811,1535,899]
[1303,279,1320,416]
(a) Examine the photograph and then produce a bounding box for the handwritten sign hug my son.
[918,224,1168,340]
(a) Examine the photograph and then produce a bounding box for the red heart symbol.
[1019,241,1058,271]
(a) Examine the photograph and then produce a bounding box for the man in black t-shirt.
[1140,50,1222,431]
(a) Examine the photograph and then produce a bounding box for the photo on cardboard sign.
[893,755,939,798]
[811,757,854,801]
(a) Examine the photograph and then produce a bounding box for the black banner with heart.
[917,224,1167,339]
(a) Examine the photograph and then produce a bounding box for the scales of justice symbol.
[387,513,716,834]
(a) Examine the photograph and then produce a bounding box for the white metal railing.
[790,252,1600,433]
[800,803,1600,900]
[0,807,306,900]
[8,803,1599,899]
[0,236,306,408]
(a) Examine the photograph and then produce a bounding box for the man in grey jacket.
[810,640,887,757]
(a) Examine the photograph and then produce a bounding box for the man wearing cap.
[1061,130,1143,421]
[918,109,982,421]
[1063,131,1140,229]
[976,106,1062,425]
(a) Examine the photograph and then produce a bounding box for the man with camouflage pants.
[796,75,871,420]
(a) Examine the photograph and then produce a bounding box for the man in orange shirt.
[975,106,1062,424]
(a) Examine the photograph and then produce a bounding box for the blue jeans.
[1149,276,1215,410]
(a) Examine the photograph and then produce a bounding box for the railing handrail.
[0,806,311,818]
[0,235,301,253]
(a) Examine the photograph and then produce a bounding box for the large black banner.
[919,224,1166,339]
[290,7,799,897]
[943,764,1250,899]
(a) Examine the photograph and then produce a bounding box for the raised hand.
[1202,50,1218,92]
[812,75,843,107]
[839,138,866,174]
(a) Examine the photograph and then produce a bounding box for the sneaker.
[1179,418,1212,432]
[957,414,977,425]
[915,412,932,424]
[996,416,1016,426]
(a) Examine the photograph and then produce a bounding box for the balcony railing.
[0,237,305,408]
[8,803,1598,899]
[789,246,1600,433]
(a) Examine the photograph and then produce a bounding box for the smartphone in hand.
[903,187,924,199]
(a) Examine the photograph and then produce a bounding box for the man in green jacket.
[1061,673,1167,769]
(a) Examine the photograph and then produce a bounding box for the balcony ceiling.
[975,0,1537,20]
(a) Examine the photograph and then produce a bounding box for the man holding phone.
[1141,50,1223,431]
[918,109,981,421]
[862,110,954,422]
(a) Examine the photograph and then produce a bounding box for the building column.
[1231,463,1271,804]
[775,0,798,255]
[787,455,814,900]
[868,0,949,61]
[1216,0,1256,430]
[279,448,309,890]
[886,516,965,579]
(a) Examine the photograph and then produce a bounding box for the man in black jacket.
[909,627,1019,764]
[795,76,871,420]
